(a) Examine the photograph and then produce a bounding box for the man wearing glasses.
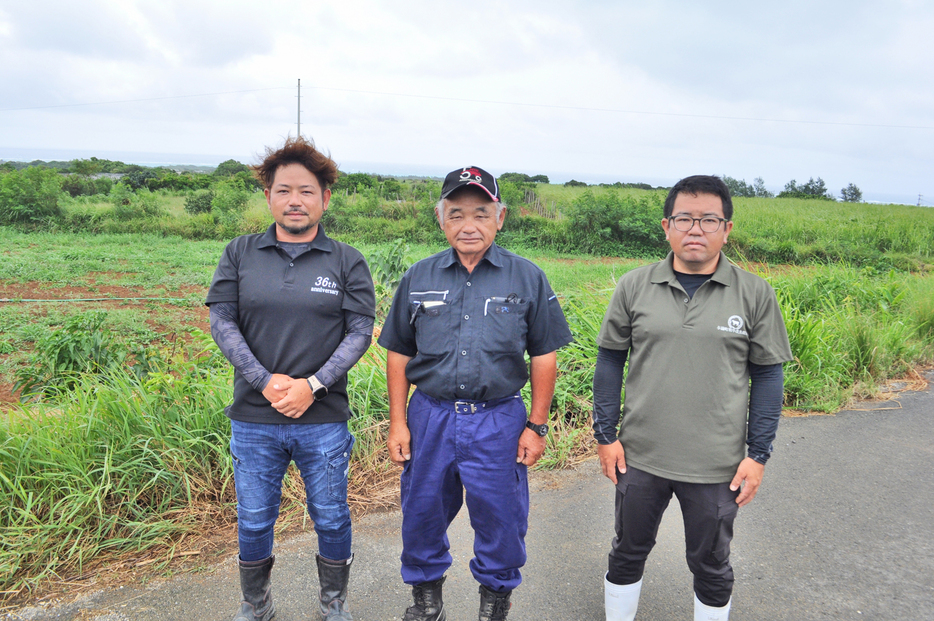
[593,175,792,621]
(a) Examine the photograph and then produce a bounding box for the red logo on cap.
[460,168,483,183]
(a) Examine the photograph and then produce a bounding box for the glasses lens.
[673,217,693,231]
[671,217,724,232]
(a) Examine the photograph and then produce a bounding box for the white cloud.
[0,0,931,202]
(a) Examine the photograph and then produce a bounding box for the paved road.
[11,371,934,620]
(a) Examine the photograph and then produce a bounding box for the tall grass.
[765,264,933,410]
[0,344,235,597]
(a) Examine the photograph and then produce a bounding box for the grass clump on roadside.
[0,334,235,599]
[762,264,934,410]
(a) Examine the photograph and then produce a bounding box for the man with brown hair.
[206,137,376,621]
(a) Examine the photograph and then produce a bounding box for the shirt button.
[459,384,465,390]
[464,315,469,320]
[461,350,467,355]
[466,282,471,286]
[290,263,294,267]
[684,298,689,303]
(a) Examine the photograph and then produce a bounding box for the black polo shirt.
[378,243,573,402]
[206,224,376,424]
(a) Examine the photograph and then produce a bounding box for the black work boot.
[316,554,354,620]
[232,555,276,621]
[478,584,512,621]
[402,576,446,621]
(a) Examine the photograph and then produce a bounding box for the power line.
[301,85,934,131]
[0,87,291,112]
[2,83,932,131]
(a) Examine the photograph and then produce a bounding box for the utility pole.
[297,78,301,138]
[919,194,923,207]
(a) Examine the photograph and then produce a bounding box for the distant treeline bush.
[1,161,931,269]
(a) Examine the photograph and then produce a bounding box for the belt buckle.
[454,401,478,414]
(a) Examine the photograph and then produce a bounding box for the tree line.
[0,157,869,240]
[722,174,862,202]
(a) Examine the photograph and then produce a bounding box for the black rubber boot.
[402,576,446,621]
[316,554,354,620]
[232,555,276,621]
[478,584,512,621]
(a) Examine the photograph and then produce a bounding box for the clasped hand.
[262,373,313,418]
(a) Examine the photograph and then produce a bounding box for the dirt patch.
[0,280,209,406]
[0,382,16,407]
[0,279,204,302]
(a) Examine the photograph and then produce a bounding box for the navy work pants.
[400,389,529,592]
[608,466,740,607]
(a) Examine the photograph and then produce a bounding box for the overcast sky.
[1,0,932,204]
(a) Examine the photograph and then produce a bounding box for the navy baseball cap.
[441,166,500,202]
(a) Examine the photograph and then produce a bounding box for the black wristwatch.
[525,420,549,437]
[307,375,328,400]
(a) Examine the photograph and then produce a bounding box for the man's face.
[439,190,505,263]
[661,192,733,274]
[265,163,330,241]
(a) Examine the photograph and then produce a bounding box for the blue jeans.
[230,419,355,562]
[400,390,529,592]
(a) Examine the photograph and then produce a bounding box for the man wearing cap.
[593,175,792,621]
[206,137,376,621]
[378,166,573,621]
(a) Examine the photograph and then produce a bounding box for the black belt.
[419,391,521,414]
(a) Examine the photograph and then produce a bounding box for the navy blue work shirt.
[206,224,376,424]
[377,243,573,402]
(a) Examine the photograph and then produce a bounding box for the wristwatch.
[525,420,549,437]
[307,375,328,400]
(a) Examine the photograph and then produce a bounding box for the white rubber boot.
[694,593,731,620]
[604,574,642,621]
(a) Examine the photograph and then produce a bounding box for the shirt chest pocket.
[482,300,529,354]
[411,300,451,356]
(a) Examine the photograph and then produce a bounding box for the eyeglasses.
[668,216,728,233]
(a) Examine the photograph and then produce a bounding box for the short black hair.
[663,175,733,220]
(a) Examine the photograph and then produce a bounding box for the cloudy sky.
[1,0,932,204]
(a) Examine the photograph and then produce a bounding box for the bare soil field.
[0,279,210,407]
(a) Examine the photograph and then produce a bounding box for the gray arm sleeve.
[747,361,785,464]
[592,346,629,445]
[209,304,374,392]
[314,311,374,388]
[209,302,272,392]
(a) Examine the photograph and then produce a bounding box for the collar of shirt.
[435,242,506,271]
[650,251,734,288]
[256,223,334,254]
